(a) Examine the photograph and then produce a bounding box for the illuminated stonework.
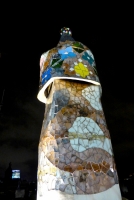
[37,28,121,200]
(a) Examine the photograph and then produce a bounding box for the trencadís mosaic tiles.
[37,28,121,200]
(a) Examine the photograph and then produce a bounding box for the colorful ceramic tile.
[37,28,121,200]
[82,85,102,110]
[72,42,84,53]
[82,52,94,66]
[58,46,76,60]
[74,63,89,78]
[41,68,52,84]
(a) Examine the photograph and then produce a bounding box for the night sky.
[0,3,133,181]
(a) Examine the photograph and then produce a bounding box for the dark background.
[0,2,133,181]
